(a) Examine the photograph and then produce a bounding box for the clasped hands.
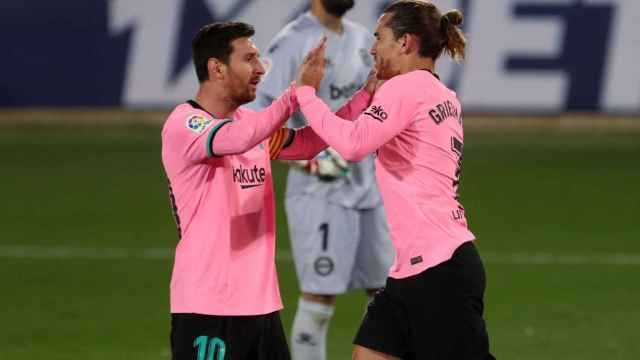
[296,37,383,95]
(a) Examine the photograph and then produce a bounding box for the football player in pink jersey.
[161,22,371,360]
[294,1,496,359]
[250,2,394,360]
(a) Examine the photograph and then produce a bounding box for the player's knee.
[301,293,336,305]
[352,345,372,360]
[352,345,400,360]
[352,345,360,360]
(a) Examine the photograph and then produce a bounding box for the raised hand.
[363,68,385,95]
[296,36,327,91]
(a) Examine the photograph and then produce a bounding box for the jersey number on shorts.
[319,223,329,251]
[194,336,226,360]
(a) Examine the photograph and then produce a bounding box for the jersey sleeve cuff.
[206,120,233,157]
[283,128,295,148]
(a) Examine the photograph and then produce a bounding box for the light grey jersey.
[250,12,381,209]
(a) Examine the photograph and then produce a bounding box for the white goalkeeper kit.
[249,11,393,294]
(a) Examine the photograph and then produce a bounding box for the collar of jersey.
[418,69,440,80]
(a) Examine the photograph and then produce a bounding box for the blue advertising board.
[1,0,638,113]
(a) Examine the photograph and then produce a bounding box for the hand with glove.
[291,148,350,181]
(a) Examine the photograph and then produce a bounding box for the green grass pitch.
[0,122,639,359]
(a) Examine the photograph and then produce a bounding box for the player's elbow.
[343,152,367,162]
[338,146,368,162]
[306,145,328,160]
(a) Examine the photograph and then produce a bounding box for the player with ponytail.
[294,1,496,358]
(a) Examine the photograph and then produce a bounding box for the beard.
[229,85,256,107]
[375,56,393,80]
[321,0,354,18]
[226,68,259,107]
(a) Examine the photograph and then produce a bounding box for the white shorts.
[285,195,394,295]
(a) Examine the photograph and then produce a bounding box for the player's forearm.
[282,89,370,161]
[211,87,297,155]
[335,89,372,121]
[296,86,377,162]
[276,127,327,160]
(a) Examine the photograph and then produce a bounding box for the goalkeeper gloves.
[291,148,350,181]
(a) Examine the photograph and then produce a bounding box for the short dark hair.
[384,0,466,62]
[191,22,255,83]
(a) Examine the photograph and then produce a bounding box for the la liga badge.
[186,115,213,134]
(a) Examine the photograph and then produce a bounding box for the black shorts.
[170,311,290,360]
[354,241,496,359]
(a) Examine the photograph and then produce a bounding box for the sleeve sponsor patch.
[364,105,388,122]
[185,115,213,134]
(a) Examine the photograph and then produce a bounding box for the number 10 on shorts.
[193,336,226,360]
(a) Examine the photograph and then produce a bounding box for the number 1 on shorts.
[319,223,329,251]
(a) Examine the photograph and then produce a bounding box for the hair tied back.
[443,10,463,27]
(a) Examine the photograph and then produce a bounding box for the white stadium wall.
[1,0,639,113]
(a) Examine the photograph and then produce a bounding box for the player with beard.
[295,1,496,359]
[161,22,367,360]
[250,1,393,359]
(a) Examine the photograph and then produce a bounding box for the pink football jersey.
[297,70,476,279]
[162,101,288,316]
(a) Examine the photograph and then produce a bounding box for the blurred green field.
[1,120,639,359]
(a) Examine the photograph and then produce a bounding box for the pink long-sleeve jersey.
[161,88,300,316]
[297,70,475,279]
[160,84,363,315]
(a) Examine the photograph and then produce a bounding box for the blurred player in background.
[161,22,353,360]
[295,1,496,358]
[251,1,393,359]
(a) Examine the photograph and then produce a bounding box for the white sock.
[291,298,335,360]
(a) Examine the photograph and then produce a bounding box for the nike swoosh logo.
[240,184,263,189]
